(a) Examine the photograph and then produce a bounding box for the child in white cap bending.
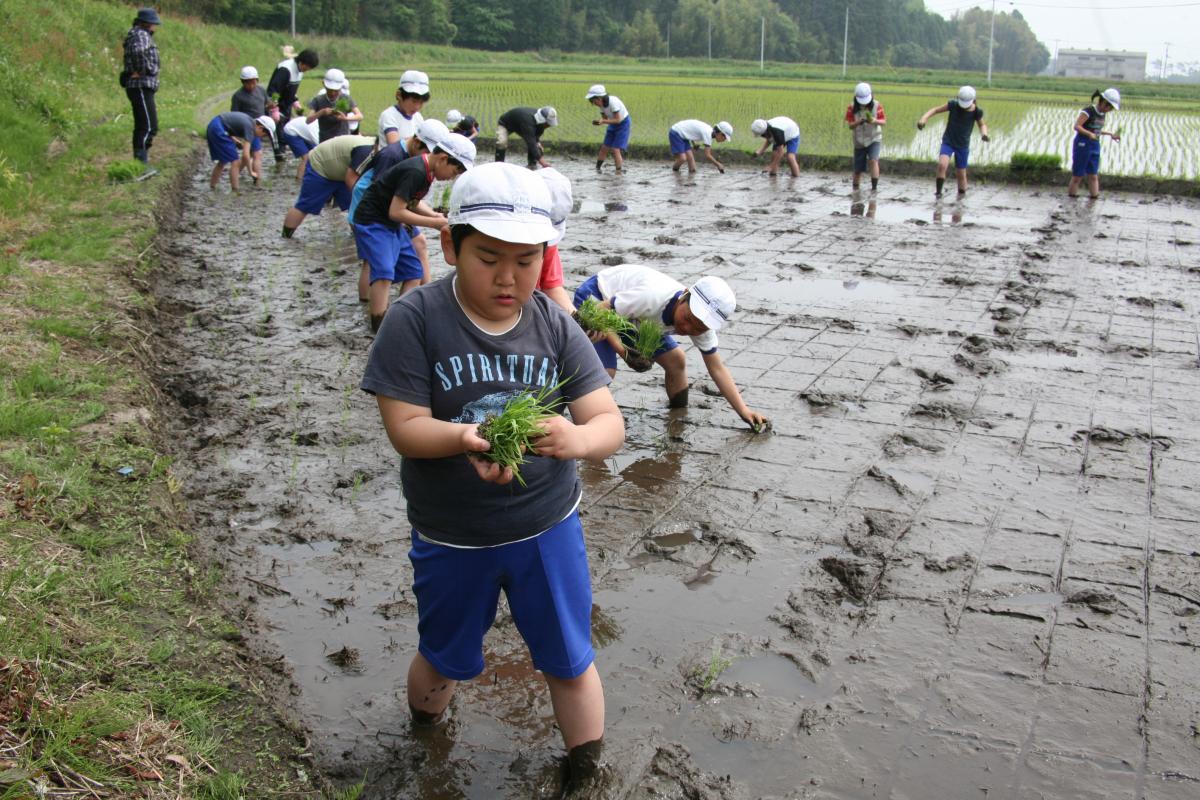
[573,264,769,430]
[917,86,989,197]
[750,116,801,177]
[668,120,733,174]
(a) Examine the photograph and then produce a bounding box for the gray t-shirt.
[216,112,256,141]
[361,276,610,547]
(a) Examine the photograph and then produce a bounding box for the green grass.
[1010,151,1062,171]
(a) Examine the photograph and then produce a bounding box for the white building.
[1054,49,1147,80]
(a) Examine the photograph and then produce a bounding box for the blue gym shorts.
[784,136,800,155]
[604,117,632,150]
[353,222,423,284]
[251,135,262,153]
[1071,136,1101,177]
[668,129,692,155]
[409,509,596,681]
[294,162,351,215]
[573,276,678,370]
[939,142,970,169]
[205,117,240,164]
[282,131,314,158]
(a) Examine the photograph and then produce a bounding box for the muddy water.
[155,154,1200,798]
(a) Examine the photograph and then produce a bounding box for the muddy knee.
[667,388,689,409]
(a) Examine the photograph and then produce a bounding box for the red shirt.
[538,244,563,290]
[845,101,887,123]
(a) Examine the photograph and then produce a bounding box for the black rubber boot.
[370,313,385,334]
[494,148,506,162]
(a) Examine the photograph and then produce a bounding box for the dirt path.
[154,154,1200,798]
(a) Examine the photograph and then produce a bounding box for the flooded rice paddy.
[154,152,1200,798]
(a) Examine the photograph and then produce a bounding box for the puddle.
[719,653,822,697]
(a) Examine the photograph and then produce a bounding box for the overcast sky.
[920,0,1200,76]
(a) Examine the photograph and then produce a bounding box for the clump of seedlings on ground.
[475,380,568,486]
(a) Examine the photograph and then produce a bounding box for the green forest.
[145,0,1051,73]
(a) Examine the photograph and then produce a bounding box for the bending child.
[750,116,801,177]
[668,120,733,174]
[917,86,989,197]
[573,264,769,430]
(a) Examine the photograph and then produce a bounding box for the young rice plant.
[475,379,568,487]
[576,297,633,336]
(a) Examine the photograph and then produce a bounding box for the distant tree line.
[150,0,1050,73]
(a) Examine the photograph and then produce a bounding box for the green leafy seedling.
[334,96,352,114]
[576,297,633,337]
[629,318,664,360]
[475,379,568,487]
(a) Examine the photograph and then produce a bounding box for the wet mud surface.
[155,153,1200,798]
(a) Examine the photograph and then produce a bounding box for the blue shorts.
[604,117,632,150]
[939,142,969,169]
[573,276,678,370]
[853,142,882,173]
[409,510,595,681]
[1071,136,1101,177]
[205,117,240,164]
[668,129,692,155]
[294,162,351,215]
[783,136,800,155]
[281,131,314,158]
[348,168,374,225]
[353,222,423,284]
[251,135,262,153]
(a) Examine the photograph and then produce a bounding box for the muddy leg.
[671,153,685,172]
[407,652,457,723]
[413,232,431,285]
[685,151,697,174]
[545,664,604,749]
[369,279,392,328]
[956,167,968,194]
[282,207,306,236]
[613,148,624,172]
[1067,175,1082,197]
[357,261,369,302]
[1087,174,1100,199]
[209,163,225,190]
[562,737,605,797]
[935,154,950,195]
[787,153,801,177]
[596,145,609,171]
[656,347,689,407]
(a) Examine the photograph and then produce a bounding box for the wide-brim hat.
[323,68,345,90]
[689,276,735,332]
[448,163,556,245]
[135,8,162,25]
[438,133,476,170]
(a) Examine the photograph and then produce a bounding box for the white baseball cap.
[448,162,557,245]
[436,132,476,170]
[854,82,872,104]
[539,168,573,246]
[715,121,734,139]
[534,106,558,127]
[416,118,449,150]
[399,69,430,94]
[446,109,464,125]
[586,84,607,99]
[323,68,345,90]
[254,115,276,137]
[957,85,977,108]
[341,78,351,92]
[1101,87,1121,109]
[750,118,768,136]
[240,65,259,81]
[689,276,735,332]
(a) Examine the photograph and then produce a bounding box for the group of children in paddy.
[200,57,1128,787]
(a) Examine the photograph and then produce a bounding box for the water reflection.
[933,199,965,225]
[850,191,877,218]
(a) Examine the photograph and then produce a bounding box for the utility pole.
[842,5,849,77]
[1052,39,1060,75]
[708,18,712,60]
[1162,42,1170,79]
[760,16,765,72]
[291,0,295,38]
[986,0,996,86]
[666,20,670,60]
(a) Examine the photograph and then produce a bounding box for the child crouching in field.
[750,116,801,177]
[918,86,989,197]
[1069,87,1122,199]
[668,120,733,174]
[846,82,886,191]
[573,264,769,430]
[360,162,624,792]
[205,112,274,191]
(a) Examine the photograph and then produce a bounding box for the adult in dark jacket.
[495,106,557,169]
[122,8,161,164]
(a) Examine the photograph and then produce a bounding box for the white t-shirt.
[283,116,319,145]
[378,106,423,142]
[597,264,719,353]
[768,116,801,141]
[603,96,628,121]
[670,119,713,147]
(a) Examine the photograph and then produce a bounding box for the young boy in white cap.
[846,82,886,191]
[205,112,275,191]
[446,109,479,141]
[668,120,733,174]
[537,168,577,315]
[573,264,769,430]
[586,84,631,172]
[379,69,430,145]
[280,116,320,181]
[231,67,270,178]
[918,86,989,196]
[750,116,801,177]
[307,68,362,143]
[360,161,623,792]
[495,106,558,169]
[353,133,476,332]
